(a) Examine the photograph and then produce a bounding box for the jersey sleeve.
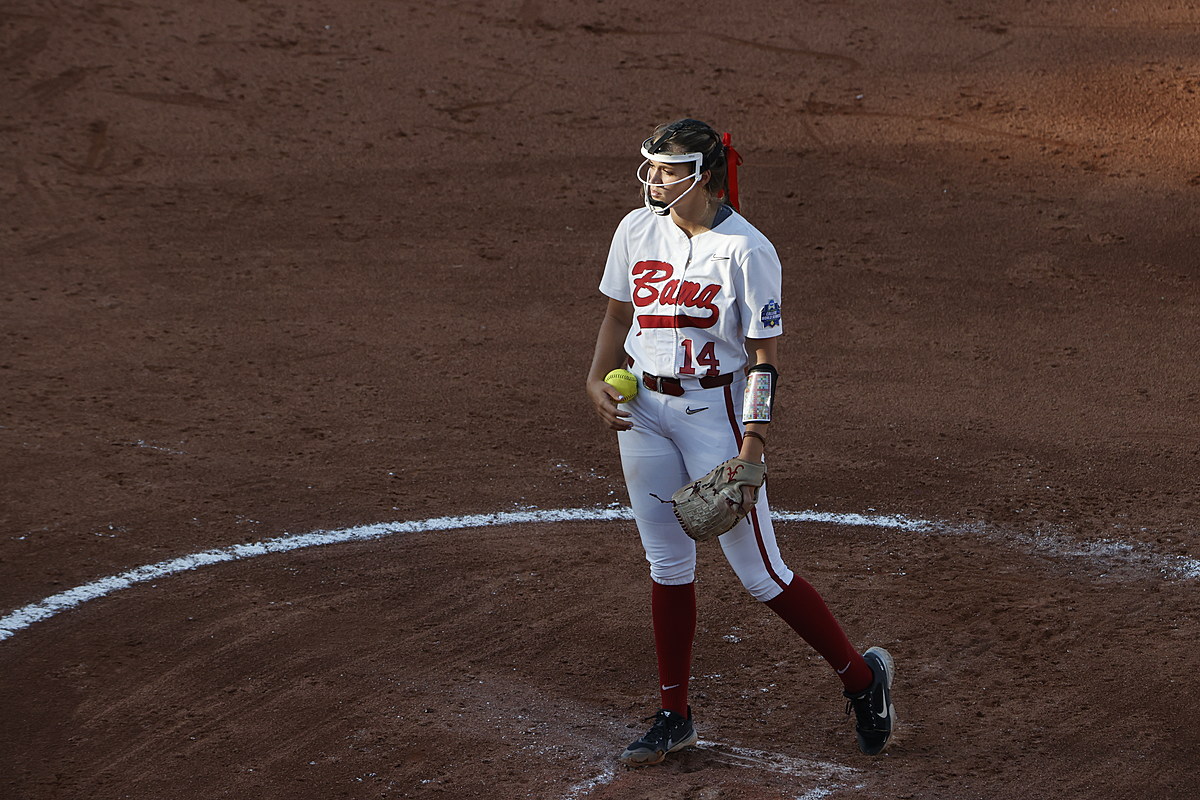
[737,242,784,339]
[599,212,634,302]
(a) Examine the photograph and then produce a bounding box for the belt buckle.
[642,372,684,396]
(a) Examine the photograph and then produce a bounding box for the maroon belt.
[641,371,734,397]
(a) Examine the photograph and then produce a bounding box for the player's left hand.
[737,430,765,509]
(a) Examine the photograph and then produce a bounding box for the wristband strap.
[742,363,777,424]
[742,430,767,446]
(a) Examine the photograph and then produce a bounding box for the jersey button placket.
[673,233,693,377]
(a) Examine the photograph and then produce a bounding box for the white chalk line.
[562,762,616,800]
[697,739,858,778]
[2,506,1197,643]
[561,738,861,800]
[699,739,862,798]
[0,508,630,642]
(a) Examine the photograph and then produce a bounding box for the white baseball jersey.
[600,206,783,379]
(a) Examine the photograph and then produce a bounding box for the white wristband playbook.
[742,364,777,424]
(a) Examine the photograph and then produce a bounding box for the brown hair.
[643,118,730,203]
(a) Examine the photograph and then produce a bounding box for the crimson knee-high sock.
[765,576,873,692]
[652,581,696,715]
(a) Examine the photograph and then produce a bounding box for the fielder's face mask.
[636,139,705,216]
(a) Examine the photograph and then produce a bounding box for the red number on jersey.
[680,339,721,376]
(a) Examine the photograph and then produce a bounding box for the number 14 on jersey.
[680,338,720,376]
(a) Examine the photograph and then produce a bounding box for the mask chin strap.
[637,145,704,216]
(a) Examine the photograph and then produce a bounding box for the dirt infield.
[3,1,1198,798]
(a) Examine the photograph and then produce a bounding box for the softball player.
[585,119,896,765]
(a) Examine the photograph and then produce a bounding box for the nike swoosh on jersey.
[685,406,709,415]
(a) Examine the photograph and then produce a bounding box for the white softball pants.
[617,373,794,602]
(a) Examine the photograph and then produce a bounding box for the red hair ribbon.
[722,132,743,212]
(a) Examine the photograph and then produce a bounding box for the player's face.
[644,159,705,206]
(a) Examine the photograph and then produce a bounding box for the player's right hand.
[587,379,633,431]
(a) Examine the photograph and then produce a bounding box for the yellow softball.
[604,368,639,403]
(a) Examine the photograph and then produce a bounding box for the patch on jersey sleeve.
[760,299,782,328]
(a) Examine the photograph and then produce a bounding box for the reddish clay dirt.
[3,2,1198,799]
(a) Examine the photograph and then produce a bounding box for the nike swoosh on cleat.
[685,406,708,415]
[876,704,889,719]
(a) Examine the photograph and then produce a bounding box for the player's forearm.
[741,336,777,462]
[588,319,628,383]
[587,301,634,384]
[740,422,767,462]
[746,335,778,367]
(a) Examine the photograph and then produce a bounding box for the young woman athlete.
[585,118,896,765]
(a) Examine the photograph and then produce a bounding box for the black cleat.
[844,646,896,755]
[618,707,698,766]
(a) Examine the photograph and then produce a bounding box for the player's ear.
[699,169,712,188]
